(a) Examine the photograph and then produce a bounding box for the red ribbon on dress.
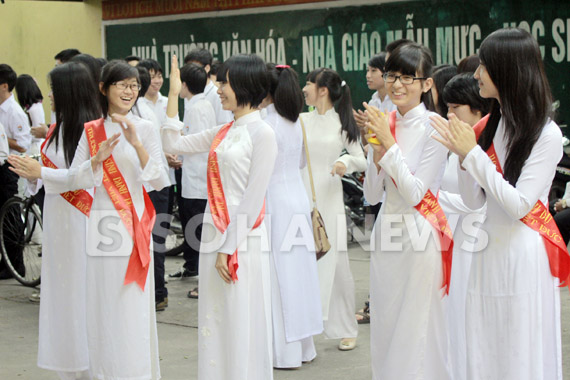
[388,111,454,294]
[473,116,570,286]
[41,124,93,216]
[206,121,265,282]
[84,118,156,291]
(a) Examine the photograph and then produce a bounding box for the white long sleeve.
[41,131,101,194]
[379,126,448,207]
[461,121,562,220]
[336,132,366,173]
[218,124,277,255]
[363,148,386,206]
[161,117,221,156]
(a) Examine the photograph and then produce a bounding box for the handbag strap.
[299,115,317,206]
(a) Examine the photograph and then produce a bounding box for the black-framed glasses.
[383,73,427,85]
[112,82,141,91]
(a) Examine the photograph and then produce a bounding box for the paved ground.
[1,237,569,379]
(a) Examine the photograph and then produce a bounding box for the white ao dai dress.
[458,118,563,380]
[264,104,323,367]
[33,127,90,377]
[363,103,451,379]
[300,108,366,339]
[161,111,277,380]
[43,114,170,380]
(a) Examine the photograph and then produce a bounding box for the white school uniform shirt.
[181,93,216,200]
[140,93,178,184]
[26,102,46,155]
[140,94,169,125]
[133,99,172,191]
[369,91,397,114]
[0,94,31,154]
[0,121,9,164]
[203,81,233,125]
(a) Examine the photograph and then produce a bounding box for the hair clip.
[341,80,346,87]
[275,64,290,69]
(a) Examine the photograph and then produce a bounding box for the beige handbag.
[300,116,331,260]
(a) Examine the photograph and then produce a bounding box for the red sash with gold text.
[473,116,570,285]
[388,111,454,294]
[41,124,93,216]
[84,118,156,290]
[207,121,265,282]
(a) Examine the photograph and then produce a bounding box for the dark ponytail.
[306,68,359,143]
[267,63,303,123]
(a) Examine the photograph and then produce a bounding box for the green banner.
[106,0,570,127]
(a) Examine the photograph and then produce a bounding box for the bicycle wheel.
[0,197,42,287]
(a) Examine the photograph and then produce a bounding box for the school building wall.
[0,0,103,120]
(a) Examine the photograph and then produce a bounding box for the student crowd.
[1,26,568,380]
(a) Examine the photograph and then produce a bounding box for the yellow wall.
[0,0,103,121]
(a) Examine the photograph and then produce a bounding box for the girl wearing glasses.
[301,68,366,351]
[12,60,170,379]
[432,28,563,380]
[363,42,451,379]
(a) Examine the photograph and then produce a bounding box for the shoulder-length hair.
[477,28,553,185]
[216,54,269,109]
[47,62,101,166]
[442,73,491,116]
[15,74,43,111]
[99,60,140,118]
[384,42,435,112]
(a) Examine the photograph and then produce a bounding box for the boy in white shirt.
[183,49,232,125]
[0,64,29,279]
[167,64,216,299]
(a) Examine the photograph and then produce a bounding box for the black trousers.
[549,200,570,246]
[179,197,208,273]
[0,164,23,274]
[148,187,169,302]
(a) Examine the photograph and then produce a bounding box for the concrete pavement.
[1,239,569,379]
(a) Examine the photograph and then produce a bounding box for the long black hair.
[477,28,553,186]
[384,42,435,112]
[47,62,101,166]
[15,74,43,111]
[306,68,359,143]
[71,54,104,90]
[267,63,303,123]
[99,60,139,118]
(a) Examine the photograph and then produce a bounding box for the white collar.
[234,110,261,126]
[0,94,15,113]
[187,93,206,108]
[397,102,427,120]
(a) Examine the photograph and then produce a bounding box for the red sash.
[207,121,265,282]
[84,118,156,291]
[41,124,93,216]
[388,111,454,294]
[473,116,570,286]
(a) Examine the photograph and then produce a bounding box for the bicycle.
[0,191,43,287]
[0,152,43,286]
